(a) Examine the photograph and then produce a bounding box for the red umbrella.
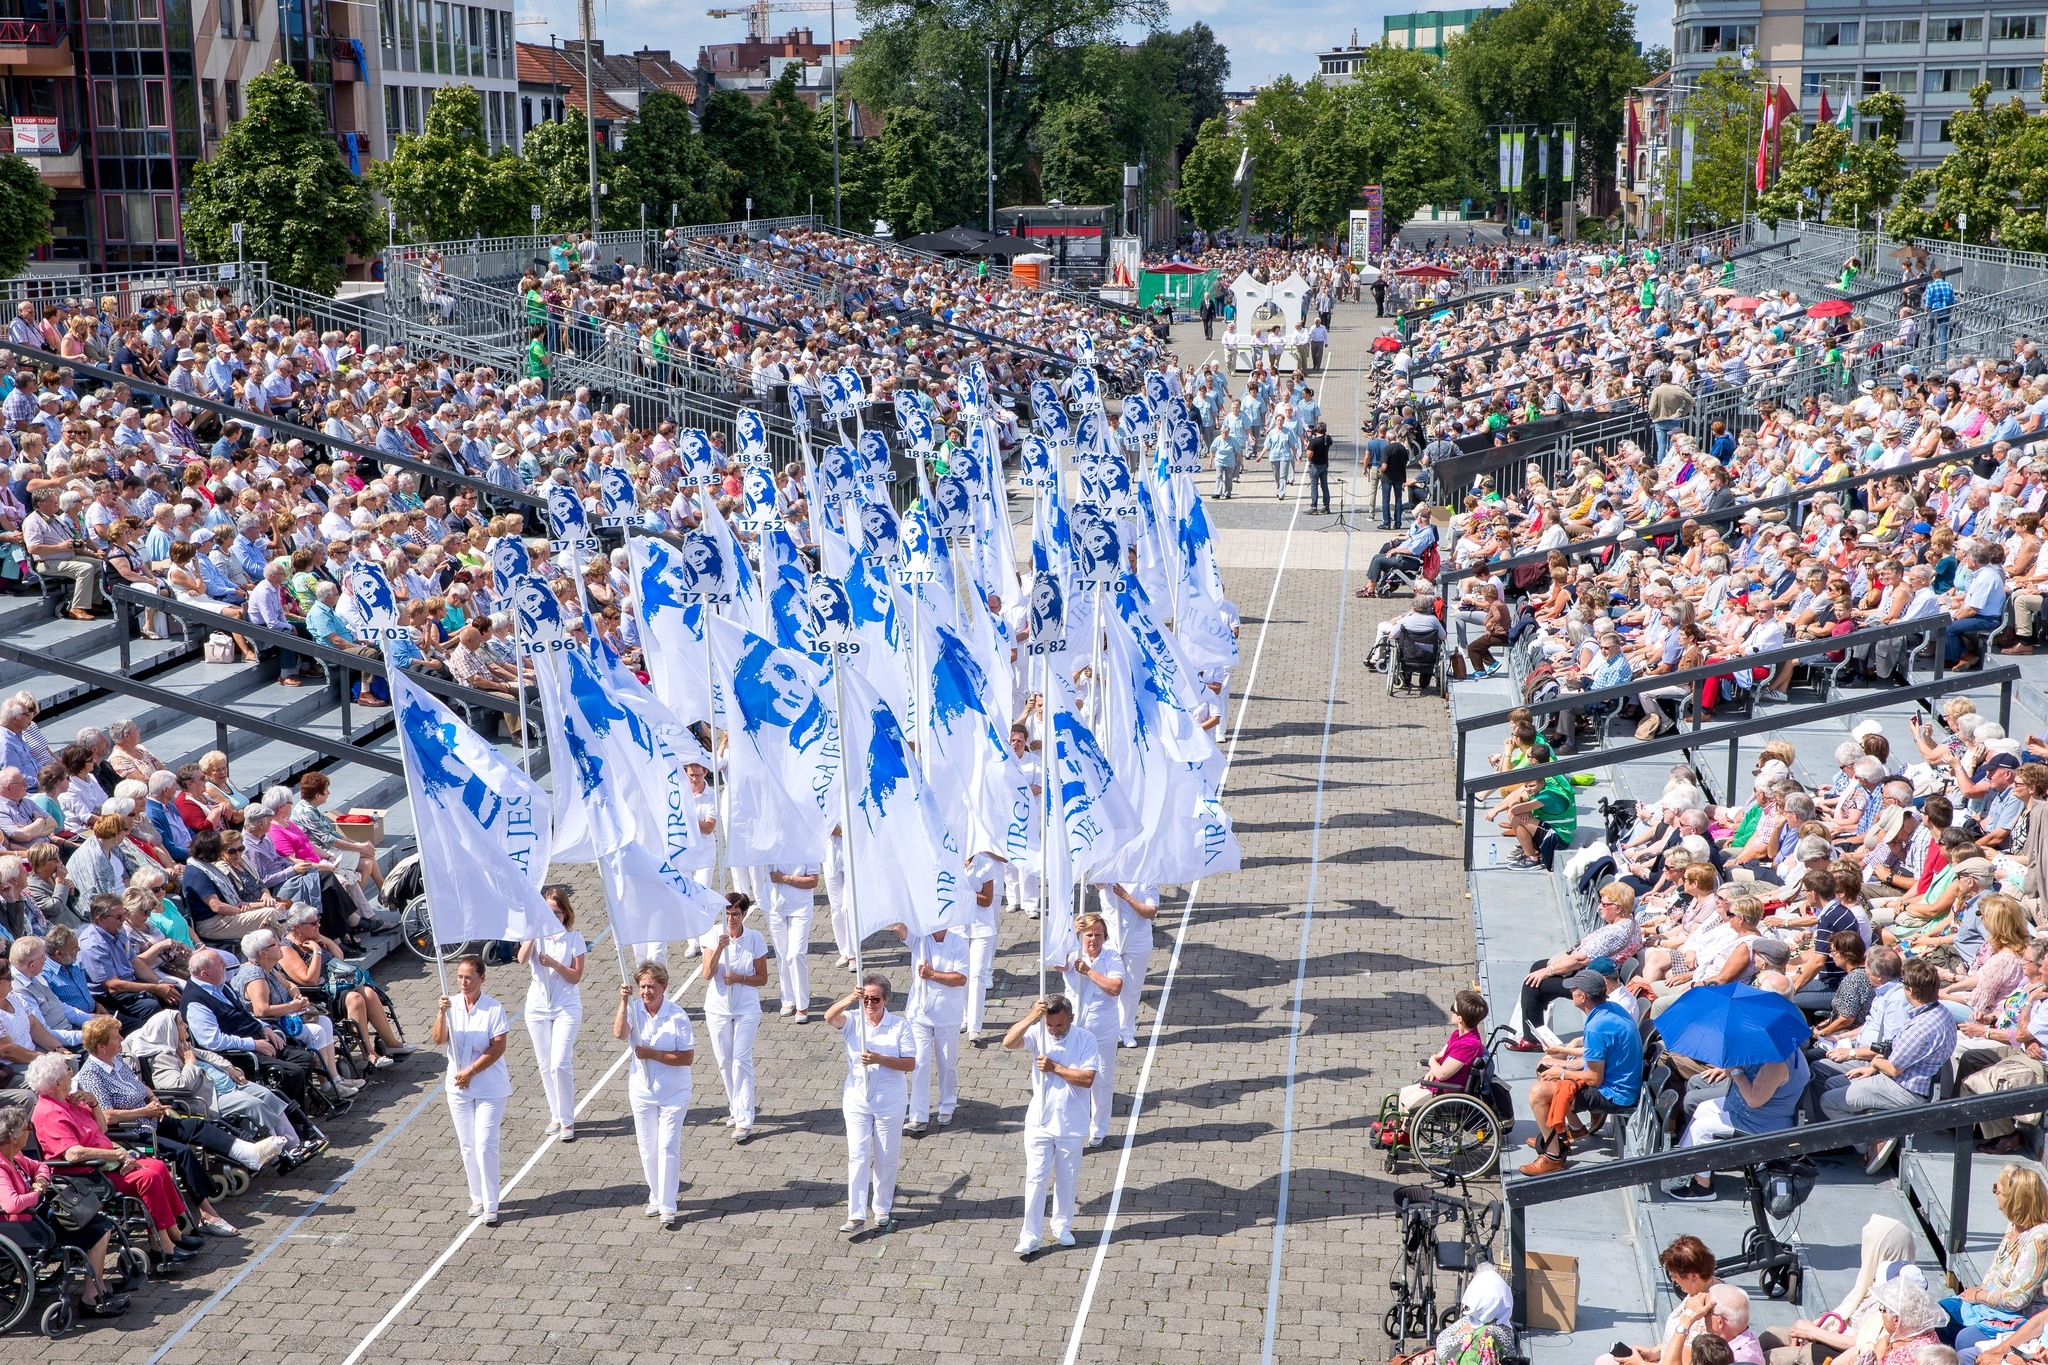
[1399,264,1459,279]
[1806,298,1854,318]
[1726,296,1764,311]
[1373,334,1403,353]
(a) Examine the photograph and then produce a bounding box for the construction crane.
[705,0,836,43]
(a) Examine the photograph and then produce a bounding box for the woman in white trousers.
[1104,883,1159,1048]
[751,862,820,1023]
[698,893,767,1141]
[614,961,695,1230]
[825,973,917,1234]
[962,852,1006,1042]
[1063,913,1125,1147]
[518,885,587,1141]
[433,953,512,1226]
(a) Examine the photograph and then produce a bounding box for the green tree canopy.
[0,155,53,279]
[1038,93,1122,204]
[366,82,538,241]
[1756,91,1907,228]
[698,88,791,221]
[1447,0,1650,200]
[1885,85,2048,249]
[1174,115,1241,231]
[522,106,639,233]
[182,64,373,292]
[1652,58,1762,232]
[868,105,977,234]
[619,89,738,228]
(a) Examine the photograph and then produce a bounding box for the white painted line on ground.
[1060,331,1344,1365]
[1260,434,1354,1365]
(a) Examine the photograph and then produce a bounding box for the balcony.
[332,35,364,77]
[0,121,83,186]
[0,16,71,75]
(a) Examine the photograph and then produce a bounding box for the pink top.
[31,1094,110,1164]
[1436,1028,1486,1088]
[1971,950,2030,1023]
[267,818,321,864]
[0,1152,47,1220]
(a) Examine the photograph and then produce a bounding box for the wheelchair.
[1370,1026,1517,1179]
[302,974,407,1083]
[1387,621,1448,698]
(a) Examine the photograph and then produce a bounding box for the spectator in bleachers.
[1819,957,1958,1124]
[178,830,288,947]
[105,719,165,785]
[77,892,177,1029]
[1521,968,1643,1174]
[1510,883,1641,1051]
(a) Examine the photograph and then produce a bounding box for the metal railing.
[0,260,266,313]
[0,17,66,42]
[1451,613,1955,797]
[1504,1083,2048,1329]
[1459,666,2019,867]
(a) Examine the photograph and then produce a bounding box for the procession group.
[391,353,1245,1254]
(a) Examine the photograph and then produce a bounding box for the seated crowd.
[0,700,416,1313]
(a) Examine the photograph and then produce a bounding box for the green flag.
[1834,99,1855,135]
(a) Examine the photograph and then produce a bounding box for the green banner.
[1138,269,1220,310]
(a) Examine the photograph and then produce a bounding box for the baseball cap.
[1954,857,1996,880]
[1587,956,1621,979]
[1564,969,1608,995]
[1982,752,2021,773]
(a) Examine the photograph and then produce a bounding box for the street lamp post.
[580,0,598,239]
[986,45,995,232]
[828,0,841,229]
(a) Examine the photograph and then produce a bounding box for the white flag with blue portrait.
[597,465,640,527]
[915,612,1029,857]
[1031,381,1070,449]
[679,429,718,486]
[1093,606,1240,885]
[538,644,722,944]
[839,662,963,940]
[488,535,531,595]
[343,561,404,640]
[761,526,819,656]
[818,444,862,502]
[706,614,840,865]
[545,484,597,562]
[856,429,895,485]
[626,533,713,726]
[734,409,771,466]
[738,464,780,534]
[393,671,552,944]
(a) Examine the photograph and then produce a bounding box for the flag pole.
[828,637,872,1094]
[378,637,452,1011]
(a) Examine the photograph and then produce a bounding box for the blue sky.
[518,0,1676,90]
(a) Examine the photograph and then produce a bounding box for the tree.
[1885,85,2048,248]
[182,64,372,293]
[0,155,52,279]
[1447,0,1650,202]
[1145,22,1229,156]
[1039,94,1122,204]
[367,83,538,241]
[759,65,834,216]
[1174,115,1241,231]
[870,105,977,234]
[699,88,790,221]
[1756,91,1907,228]
[1652,58,1762,231]
[619,89,738,228]
[846,0,1167,210]
[522,107,639,233]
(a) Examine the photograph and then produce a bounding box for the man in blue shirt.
[1945,541,2007,664]
[1523,970,1642,1174]
[1924,269,1956,363]
[78,893,178,1028]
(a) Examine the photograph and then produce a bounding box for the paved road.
[64,307,1474,1365]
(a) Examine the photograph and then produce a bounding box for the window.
[1931,16,1985,40]
[125,195,153,246]
[379,0,395,47]
[223,78,238,119]
[401,83,418,133]
[468,6,482,73]
[200,77,216,136]
[1992,13,2045,37]
[239,0,253,37]
[1990,63,2042,87]
[101,194,124,239]
[521,93,532,132]
[1863,116,1914,141]
[1801,70,1855,99]
[1864,68,1918,93]
[92,79,115,127]
[1866,19,1921,43]
[415,0,432,69]
[1804,20,1858,46]
[436,2,450,71]
[1937,117,1959,140]
[217,0,229,34]
[153,195,176,241]
[1684,22,1755,51]
[1928,65,1981,90]
[385,85,400,151]
[487,88,502,146]
[449,2,465,73]
[144,79,166,126]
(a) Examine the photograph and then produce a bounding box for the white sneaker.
[645,1204,663,1218]
[370,1055,397,1070]
[335,1078,365,1096]
[839,1218,864,1234]
[1056,1231,1076,1247]
[1014,1235,1039,1258]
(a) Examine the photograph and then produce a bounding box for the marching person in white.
[902,924,969,1133]
[517,884,587,1141]
[824,829,858,966]
[1004,724,1042,918]
[633,762,719,966]
[613,960,695,1231]
[697,892,767,1141]
[1063,912,1124,1147]
[1004,994,1099,1257]
[752,861,821,1023]
[1102,883,1158,1048]
[824,972,917,1234]
[962,851,1007,1042]
[433,953,512,1227]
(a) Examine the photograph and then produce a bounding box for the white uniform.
[751,862,819,1013]
[1006,752,1044,914]
[522,926,587,1129]
[634,787,716,964]
[698,924,766,1129]
[626,996,695,1218]
[824,834,856,961]
[961,852,1005,1035]
[442,992,512,1215]
[1063,946,1125,1142]
[1019,1020,1100,1246]
[906,931,970,1124]
[840,1008,915,1221]
[1104,884,1159,1047]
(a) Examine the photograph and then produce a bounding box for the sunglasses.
[860,994,886,1004]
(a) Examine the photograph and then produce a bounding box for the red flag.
[1816,88,1833,124]
[1626,100,1642,179]
[1755,82,1798,191]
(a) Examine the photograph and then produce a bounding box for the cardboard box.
[1522,1252,1579,1331]
[339,808,386,844]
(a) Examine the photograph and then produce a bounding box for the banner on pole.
[1498,132,1512,191]
[1511,131,1526,189]
[1562,128,1576,183]
[1680,118,1696,186]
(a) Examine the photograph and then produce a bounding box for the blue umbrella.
[1652,982,1810,1070]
